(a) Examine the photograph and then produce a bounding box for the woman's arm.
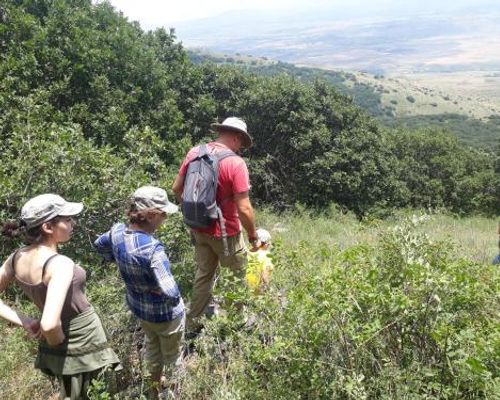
[150,245,181,301]
[0,255,40,337]
[94,230,115,262]
[40,256,74,345]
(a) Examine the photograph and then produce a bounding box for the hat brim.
[58,202,84,217]
[211,123,253,148]
[159,202,179,214]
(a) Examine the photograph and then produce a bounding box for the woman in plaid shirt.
[94,186,184,398]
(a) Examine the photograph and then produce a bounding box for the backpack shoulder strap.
[214,150,238,181]
[211,150,237,183]
[197,144,208,158]
[214,150,237,162]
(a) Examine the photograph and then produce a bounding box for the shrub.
[177,216,500,398]
[0,122,172,270]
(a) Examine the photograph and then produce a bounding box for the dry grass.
[257,209,499,264]
[354,71,500,119]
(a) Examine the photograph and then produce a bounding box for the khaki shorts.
[139,314,185,376]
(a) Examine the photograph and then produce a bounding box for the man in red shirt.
[172,117,260,332]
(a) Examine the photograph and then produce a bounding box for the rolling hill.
[188,49,500,150]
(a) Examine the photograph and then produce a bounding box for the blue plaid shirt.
[94,223,184,323]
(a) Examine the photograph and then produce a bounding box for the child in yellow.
[246,228,274,294]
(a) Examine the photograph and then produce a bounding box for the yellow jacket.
[246,249,273,293]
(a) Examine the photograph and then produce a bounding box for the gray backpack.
[181,144,236,252]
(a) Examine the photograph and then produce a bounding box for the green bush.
[0,121,173,269]
[177,216,499,399]
[1,1,499,398]
[389,128,499,214]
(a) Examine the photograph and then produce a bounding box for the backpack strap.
[217,207,230,257]
[213,150,235,188]
[214,149,236,161]
[197,144,235,159]
[198,144,208,158]
[214,150,237,257]
[42,254,61,280]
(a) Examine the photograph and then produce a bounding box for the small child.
[94,186,184,398]
[493,221,500,265]
[246,228,274,294]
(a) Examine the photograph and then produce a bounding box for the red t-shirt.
[178,142,250,237]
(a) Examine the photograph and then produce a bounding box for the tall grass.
[0,210,498,399]
[258,208,498,263]
[177,210,499,399]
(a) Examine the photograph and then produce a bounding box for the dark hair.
[127,203,163,229]
[1,216,64,245]
[1,220,23,238]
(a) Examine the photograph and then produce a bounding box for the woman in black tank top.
[0,194,120,400]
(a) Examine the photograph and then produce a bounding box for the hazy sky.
[104,0,329,27]
[104,0,497,30]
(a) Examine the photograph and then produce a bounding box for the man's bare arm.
[234,191,257,241]
[172,173,185,203]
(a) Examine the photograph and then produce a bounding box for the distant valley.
[175,1,500,150]
[175,3,500,75]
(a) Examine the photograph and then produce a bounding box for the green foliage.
[1,0,498,217]
[185,65,497,215]
[0,0,188,158]
[87,377,113,400]
[389,128,499,214]
[191,53,500,152]
[196,56,384,116]
[393,113,500,151]
[0,122,166,271]
[187,69,403,214]
[178,215,500,399]
[156,213,197,296]
[1,205,499,398]
[0,324,35,380]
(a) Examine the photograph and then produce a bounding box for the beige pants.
[139,314,185,377]
[187,231,247,330]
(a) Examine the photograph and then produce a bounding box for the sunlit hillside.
[188,49,500,150]
[0,1,498,398]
